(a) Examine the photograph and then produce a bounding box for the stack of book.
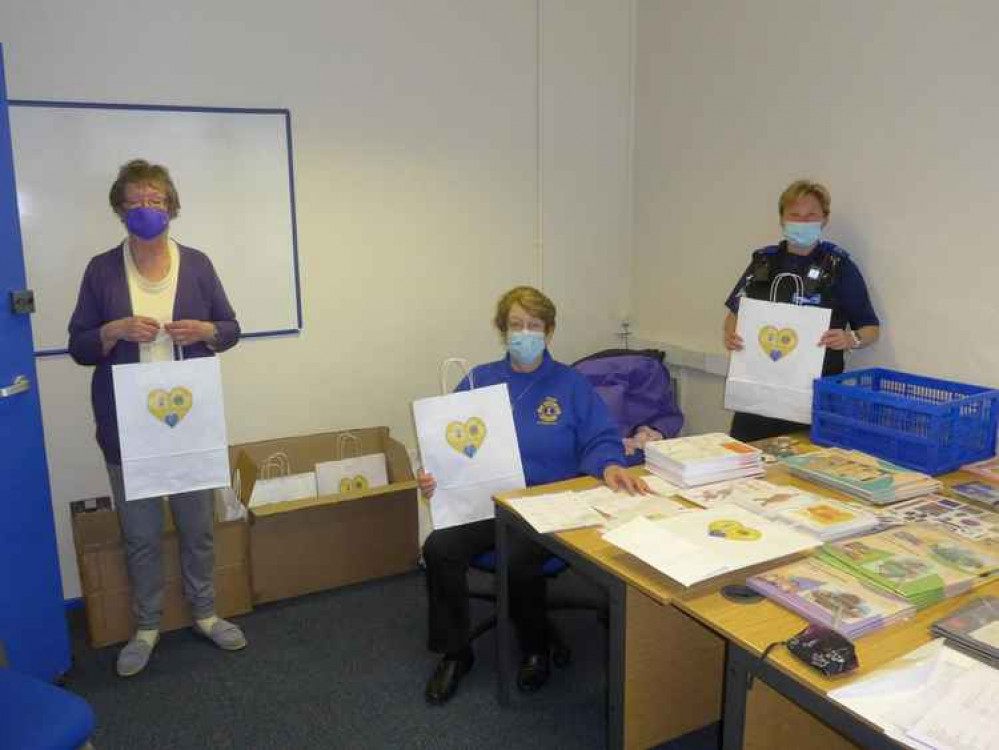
[780,448,941,505]
[644,433,763,488]
[817,523,999,609]
[961,456,999,483]
[948,480,999,510]
[679,477,879,541]
[747,556,915,639]
[931,596,999,667]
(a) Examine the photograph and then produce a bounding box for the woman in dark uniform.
[723,180,880,442]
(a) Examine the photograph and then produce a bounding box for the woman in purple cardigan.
[68,159,246,677]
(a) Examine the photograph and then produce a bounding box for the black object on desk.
[721,584,764,604]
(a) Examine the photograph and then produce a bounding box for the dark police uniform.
[724,240,880,442]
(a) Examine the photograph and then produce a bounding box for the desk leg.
[721,642,750,750]
[495,505,514,707]
[606,576,626,750]
[724,642,895,750]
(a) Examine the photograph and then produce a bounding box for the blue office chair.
[0,666,96,750]
[467,549,603,668]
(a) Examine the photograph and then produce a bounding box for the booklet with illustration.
[818,524,999,608]
[748,556,915,639]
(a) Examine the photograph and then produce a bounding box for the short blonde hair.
[109,159,181,219]
[778,179,830,218]
[494,286,556,335]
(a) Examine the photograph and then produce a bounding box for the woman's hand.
[633,426,663,447]
[165,320,216,346]
[603,465,650,495]
[818,329,854,351]
[101,316,160,347]
[417,468,437,500]
[723,311,744,351]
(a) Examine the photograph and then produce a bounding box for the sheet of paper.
[600,496,691,531]
[642,474,682,497]
[907,665,999,750]
[829,640,993,750]
[505,492,604,534]
[603,516,726,581]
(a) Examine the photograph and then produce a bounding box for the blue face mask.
[782,221,823,248]
[125,207,170,240]
[507,330,546,367]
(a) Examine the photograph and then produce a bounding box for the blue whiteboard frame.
[8,99,303,357]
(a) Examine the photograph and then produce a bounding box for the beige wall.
[1,0,636,598]
[632,0,999,429]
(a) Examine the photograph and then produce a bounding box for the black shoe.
[425,650,474,705]
[516,651,551,693]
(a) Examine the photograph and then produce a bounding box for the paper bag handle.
[261,451,291,479]
[770,273,805,305]
[440,358,474,395]
[336,432,362,459]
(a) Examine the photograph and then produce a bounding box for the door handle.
[0,375,31,398]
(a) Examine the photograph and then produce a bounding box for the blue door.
[0,43,71,681]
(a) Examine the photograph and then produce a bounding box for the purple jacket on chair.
[68,244,240,464]
[573,351,684,465]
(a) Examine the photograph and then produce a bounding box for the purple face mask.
[124,207,169,240]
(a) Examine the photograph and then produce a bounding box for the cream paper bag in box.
[315,433,389,496]
[112,356,230,501]
[724,278,832,424]
[247,452,318,508]
[412,359,526,529]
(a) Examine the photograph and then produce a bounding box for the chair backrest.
[572,349,683,439]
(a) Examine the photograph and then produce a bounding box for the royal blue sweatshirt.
[457,352,625,487]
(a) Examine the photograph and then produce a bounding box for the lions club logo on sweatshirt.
[536,396,562,425]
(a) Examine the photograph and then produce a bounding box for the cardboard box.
[231,426,419,604]
[71,504,252,648]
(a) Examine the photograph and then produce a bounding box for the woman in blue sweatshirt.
[418,286,648,705]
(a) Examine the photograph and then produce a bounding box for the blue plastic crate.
[811,368,999,476]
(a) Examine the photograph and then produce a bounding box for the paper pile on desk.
[818,524,999,609]
[747,556,915,639]
[680,477,879,542]
[948,481,999,511]
[644,433,764,488]
[602,505,818,587]
[961,456,999,484]
[829,638,999,750]
[508,480,690,535]
[505,492,605,534]
[781,448,940,506]
[931,596,999,668]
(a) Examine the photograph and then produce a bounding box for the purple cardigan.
[68,244,240,464]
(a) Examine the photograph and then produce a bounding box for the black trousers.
[423,518,551,655]
[729,411,809,443]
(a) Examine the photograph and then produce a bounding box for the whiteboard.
[9,102,301,355]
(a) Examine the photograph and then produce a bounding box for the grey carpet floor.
[65,569,719,750]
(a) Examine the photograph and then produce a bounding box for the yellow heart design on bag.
[339,475,369,494]
[147,387,193,428]
[446,417,488,458]
[758,325,798,361]
[708,519,762,542]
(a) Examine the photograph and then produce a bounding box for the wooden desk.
[676,465,999,750]
[495,475,726,750]
[496,461,999,750]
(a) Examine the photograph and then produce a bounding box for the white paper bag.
[112,357,230,501]
[247,451,318,508]
[315,433,389,496]
[413,363,525,529]
[724,296,832,424]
